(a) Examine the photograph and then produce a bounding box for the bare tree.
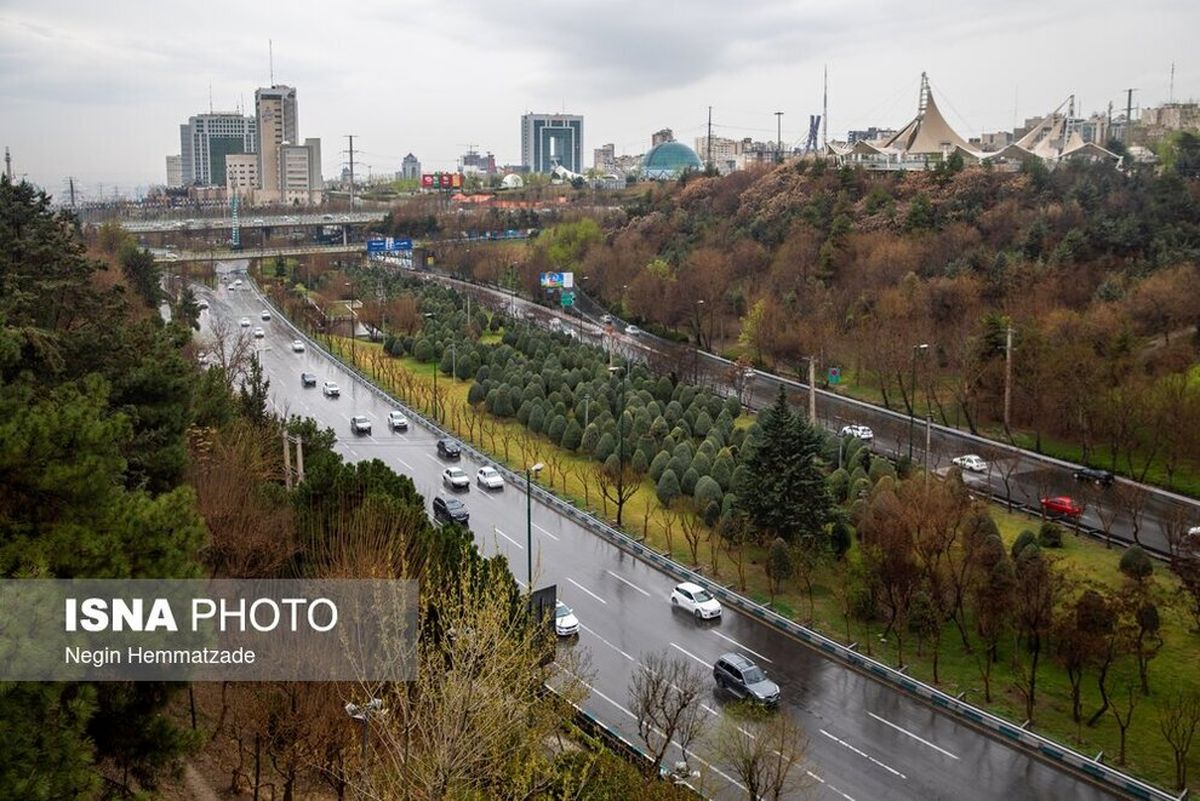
[677,499,706,567]
[712,708,811,801]
[594,459,642,528]
[205,314,256,388]
[627,650,710,780]
[1158,690,1200,791]
[1108,682,1139,766]
[1116,483,1151,546]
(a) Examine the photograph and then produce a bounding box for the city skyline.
[1,0,1197,194]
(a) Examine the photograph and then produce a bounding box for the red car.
[1041,496,1083,518]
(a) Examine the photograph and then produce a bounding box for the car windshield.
[555,604,572,618]
[481,468,495,477]
[692,589,713,604]
[445,498,463,510]
[743,666,766,684]
[448,469,464,477]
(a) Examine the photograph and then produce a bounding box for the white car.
[261,310,272,320]
[322,381,340,397]
[625,324,641,336]
[670,581,722,620]
[387,411,409,431]
[476,467,504,490]
[231,279,243,288]
[291,340,305,352]
[442,467,470,490]
[554,601,580,637]
[952,454,989,473]
[253,327,265,339]
[350,415,372,435]
[840,424,874,441]
[239,317,251,327]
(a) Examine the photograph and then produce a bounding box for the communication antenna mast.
[918,72,930,116]
[68,177,77,208]
[1170,62,1175,103]
[774,111,784,163]
[1125,88,1136,144]
[804,115,820,154]
[269,39,274,85]
[706,105,713,170]
[4,147,11,181]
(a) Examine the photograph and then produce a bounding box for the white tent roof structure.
[882,90,979,157]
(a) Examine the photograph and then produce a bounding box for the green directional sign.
[560,291,575,307]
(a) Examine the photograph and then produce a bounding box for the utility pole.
[706,106,713,171]
[774,112,784,163]
[822,65,829,148]
[282,431,304,489]
[4,147,11,182]
[1003,324,1013,433]
[1170,62,1175,103]
[68,177,77,208]
[1124,88,1136,145]
[807,357,817,425]
[346,134,356,209]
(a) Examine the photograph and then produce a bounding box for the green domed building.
[641,141,703,180]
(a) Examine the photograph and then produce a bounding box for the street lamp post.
[423,312,438,423]
[907,343,929,462]
[345,698,384,800]
[525,462,544,588]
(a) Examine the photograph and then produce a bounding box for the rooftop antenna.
[269,39,274,86]
[822,65,828,147]
[4,147,11,182]
[208,80,213,114]
[706,105,713,169]
[1170,62,1175,103]
[918,72,930,116]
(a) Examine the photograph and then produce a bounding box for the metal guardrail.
[251,282,1185,801]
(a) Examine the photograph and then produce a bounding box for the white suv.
[322,381,340,397]
[387,411,409,431]
[840,424,874,441]
[670,582,722,620]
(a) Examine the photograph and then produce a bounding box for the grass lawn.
[327,336,1198,792]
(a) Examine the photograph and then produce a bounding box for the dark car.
[713,653,780,707]
[301,372,318,387]
[1073,467,1115,487]
[1041,496,1084,518]
[432,496,469,525]
[436,438,462,459]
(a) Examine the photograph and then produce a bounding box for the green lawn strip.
[328,337,1195,790]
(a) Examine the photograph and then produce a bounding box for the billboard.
[420,172,464,190]
[367,237,413,253]
[539,271,574,289]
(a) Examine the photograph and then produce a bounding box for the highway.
[122,211,386,233]
[428,273,1200,558]
[195,263,1124,801]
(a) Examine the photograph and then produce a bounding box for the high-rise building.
[255,85,298,200]
[521,113,584,174]
[279,138,324,205]
[178,113,257,186]
[593,143,614,172]
[165,155,182,187]
[651,128,674,147]
[401,153,421,181]
[225,154,258,197]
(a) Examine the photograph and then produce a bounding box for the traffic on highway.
[194,263,1126,801]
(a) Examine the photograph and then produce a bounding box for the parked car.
[840,424,874,441]
[350,415,372,435]
[1073,467,1115,486]
[239,317,251,327]
[253,327,265,339]
[291,340,305,352]
[1041,496,1084,518]
[261,310,272,320]
[600,313,613,324]
[387,411,409,431]
[713,653,780,707]
[624,324,641,336]
[952,454,989,473]
[322,381,340,397]
[196,300,209,310]
[437,438,462,459]
[670,581,722,620]
[554,601,580,637]
[301,372,318,387]
[432,496,469,525]
[442,467,470,490]
[476,466,504,490]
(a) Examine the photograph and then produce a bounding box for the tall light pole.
[525,462,544,588]
[907,343,929,461]
[423,312,438,423]
[345,697,384,800]
[775,111,785,163]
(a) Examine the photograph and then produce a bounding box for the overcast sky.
[1,0,1196,198]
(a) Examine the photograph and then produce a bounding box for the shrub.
[656,469,681,508]
[581,423,600,455]
[561,419,583,452]
[681,467,700,496]
[412,338,434,362]
[595,432,616,462]
[1119,545,1154,581]
[528,404,547,434]
[694,475,723,509]
[1037,522,1064,549]
[546,414,567,444]
[828,468,850,504]
[1012,529,1038,560]
[689,452,712,478]
[868,457,896,483]
[649,450,671,482]
[467,382,486,405]
[631,447,650,474]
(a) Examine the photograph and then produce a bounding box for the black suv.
[301,372,318,387]
[432,496,469,525]
[1073,467,1115,487]
[713,653,780,707]
[437,438,462,459]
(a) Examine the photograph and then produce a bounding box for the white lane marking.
[578,623,634,661]
[345,448,359,458]
[819,729,907,780]
[423,454,443,466]
[867,711,959,760]
[711,630,773,663]
[493,528,524,550]
[396,458,414,471]
[737,726,757,740]
[567,577,607,605]
[605,569,650,596]
[532,523,559,541]
[805,770,858,801]
[669,642,710,669]
[700,703,720,717]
